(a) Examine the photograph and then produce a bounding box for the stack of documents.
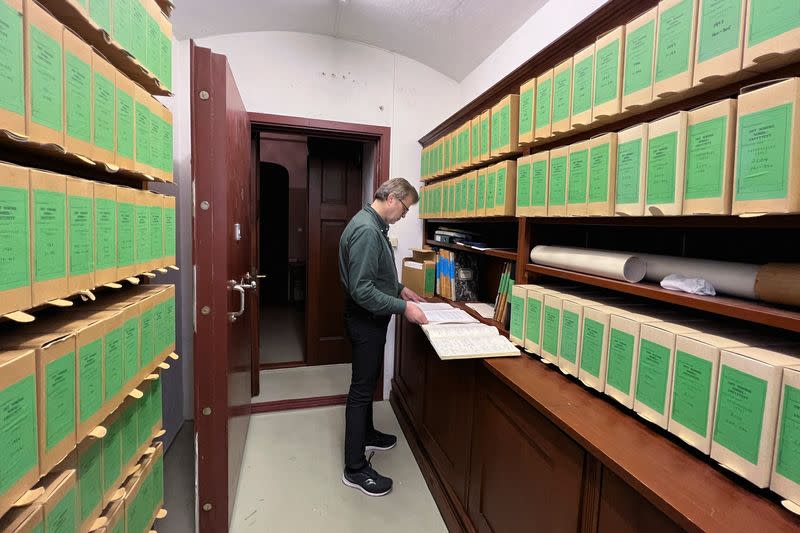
[416,303,519,360]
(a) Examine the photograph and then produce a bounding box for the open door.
[191,42,257,532]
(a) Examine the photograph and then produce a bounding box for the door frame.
[250,112,390,401]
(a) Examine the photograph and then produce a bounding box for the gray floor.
[252,364,352,404]
[260,303,305,364]
[230,402,447,533]
[160,421,195,533]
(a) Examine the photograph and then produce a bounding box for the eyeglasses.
[397,197,410,216]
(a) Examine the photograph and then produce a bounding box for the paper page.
[404,261,423,270]
[421,323,499,339]
[429,335,519,358]
[423,308,479,324]
[465,302,496,318]
[417,302,454,311]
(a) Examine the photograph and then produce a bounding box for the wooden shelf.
[526,263,800,333]
[424,216,517,224]
[425,240,517,261]
[0,131,171,187]
[38,0,170,96]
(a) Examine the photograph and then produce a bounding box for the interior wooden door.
[191,42,256,533]
[306,138,364,366]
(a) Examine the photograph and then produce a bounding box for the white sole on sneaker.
[365,441,397,452]
[341,474,392,496]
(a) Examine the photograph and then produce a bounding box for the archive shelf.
[425,240,517,261]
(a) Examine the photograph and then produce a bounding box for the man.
[338,177,428,496]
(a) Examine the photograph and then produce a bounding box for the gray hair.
[374,178,419,204]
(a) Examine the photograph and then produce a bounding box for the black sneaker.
[342,452,393,497]
[365,430,397,452]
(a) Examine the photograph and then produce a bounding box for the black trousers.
[344,300,391,470]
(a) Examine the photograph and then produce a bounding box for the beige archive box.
[515,154,534,217]
[0,501,43,532]
[522,285,561,355]
[63,29,93,158]
[614,123,648,216]
[646,111,688,216]
[566,140,589,216]
[479,110,491,162]
[0,0,25,137]
[475,167,487,216]
[577,304,627,392]
[711,345,800,488]
[683,98,737,214]
[733,78,800,215]
[97,498,124,533]
[133,189,150,273]
[36,470,78,532]
[25,0,64,147]
[134,85,153,176]
[593,26,625,121]
[491,159,517,216]
[743,0,800,72]
[0,349,39,518]
[30,169,68,306]
[0,162,32,316]
[557,297,586,377]
[147,96,165,182]
[693,0,747,85]
[540,293,564,364]
[161,102,173,182]
[163,194,176,265]
[669,328,774,454]
[115,73,136,170]
[529,150,549,217]
[634,320,708,429]
[534,69,553,140]
[771,365,800,508]
[548,146,569,216]
[587,132,618,216]
[116,186,138,279]
[66,177,95,294]
[91,52,117,164]
[491,94,520,156]
[77,435,103,533]
[147,192,164,272]
[571,43,595,128]
[551,58,573,135]
[653,0,699,99]
[622,7,657,111]
[94,182,118,286]
[470,115,481,165]
[508,284,530,346]
[518,77,536,145]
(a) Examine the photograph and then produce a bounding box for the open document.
[416,302,479,324]
[419,320,519,360]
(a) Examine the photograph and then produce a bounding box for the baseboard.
[251,394,348,413]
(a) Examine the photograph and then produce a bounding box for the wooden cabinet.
[596,470,683,533]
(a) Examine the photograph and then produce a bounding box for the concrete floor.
[252,364,352,404]
[230,402,447,532]
[160,421,195,532]
[260,303,305,364]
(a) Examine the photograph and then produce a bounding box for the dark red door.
[191,42,256,532]
[306,139,363,366]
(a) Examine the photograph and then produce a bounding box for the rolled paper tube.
[530,246,646,283]
[755,263,800,307]
[637,253,760,299]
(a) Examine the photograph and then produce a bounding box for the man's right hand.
[404,302,428,324]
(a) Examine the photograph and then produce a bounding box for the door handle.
[228,278,257,322]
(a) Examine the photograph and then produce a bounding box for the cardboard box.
[117,301,141,391]
[30,169,68,306]
[115,74,136,170]
[115,186,137,279]
[534,69,553,140]
[470,115,481,165]
[137,371,162,445]
[485,164,497,216]
[518,77,536,144]
[25,0,64,146]
[37,470,78,532]
[587,132,618,216]
[733,78,800,215]
[101,405,124,506]
[77,435,103,532]
[693,0,747,85]
[138,292,157,374]
[541,294,563,364]
[0,0,26,136]
[63,29,93,158]
[0,348,39,518]
[771,365,800,507]
[522,286,546,355]
[147,95,164,181]
[92,52,116,164]
[578,304,628,392]
[0,501,43,532]
[461,122,472,170]
[161,103,173,181]
[593,26,625,121]
[0,162,32,316]
[567,140,589,216]
[683,98,737,214]
[646,111,688,215]
[88,0,112,32]
[552,58,573,135]
[465,171,477,217]
[548,146,569,216]
[444,133,452,174]
[479,110,490,162]
[669,328,769,454]
[101,309,127,412]
[94,182,118,285]
[743,0,800,71]
[402,258,435,299]
[67,177,96,294]
[134,85,152,176]
[634,321,707,428]
[118,396,140,475]
[130,0,147,65]
[623,7,657,110]
[448,179,457,216]
[458,174,468,217]
[654,0,700,98]
[571,43,595,128]
[134,189,150,272]
[0,331,76,475]
[711,345,800,487]
[558,298,585,376]
[147,192,163,271]
[145,0,161,78]
[491,159,517,216]
[490,94,520,155]
[614,123,648,215]
[96,498,124,533]
[509,284,529,346]
[162,194,176,265]
[529,150,549,216]
[515,154,533,216]
[69,317,109,441]
[475,168,486,216]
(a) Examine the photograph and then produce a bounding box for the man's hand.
[404,302,428,324]
[400,287,426,303]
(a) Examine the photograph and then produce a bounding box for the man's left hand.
[400,287,426,303]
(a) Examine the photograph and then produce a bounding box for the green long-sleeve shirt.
[339,205,406,316]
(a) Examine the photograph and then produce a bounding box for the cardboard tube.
[530,246,646,283]
[637,253,760,299]
[755,264,800,307]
